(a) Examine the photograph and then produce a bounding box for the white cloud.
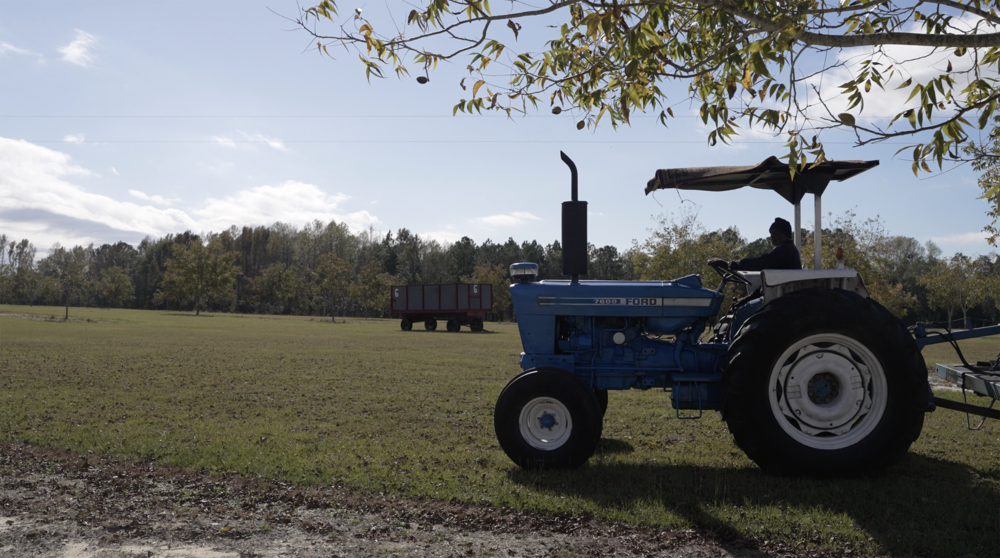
[211,132,287,151]
[422,230,464,244]
[58,30,97,67]
[0,41,37,58]
[195,182,378,231]
[0,138,381,251]
[129,189,176,206]
[476,211,541,227]
[931,231,990,245]
[63,133,86,144]
[240,131,287,151]
[211,136,236,148]
[804,17,994,127]
[0,138,197,249]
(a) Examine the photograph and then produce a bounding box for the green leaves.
[302,0,1000,181]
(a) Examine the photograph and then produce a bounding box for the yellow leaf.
[472,80,485,97]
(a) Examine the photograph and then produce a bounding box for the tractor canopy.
[644,156,878,205]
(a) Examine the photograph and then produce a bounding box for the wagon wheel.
[446,319,461,332]
[424,318,437,331]
[470,318,484,332]
[400,318,412,331]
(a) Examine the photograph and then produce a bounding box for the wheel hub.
[538,412,558,429]
[519,397,572,451]
[807,372,839,404]
[769,334,887,449]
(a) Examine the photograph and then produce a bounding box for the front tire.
[424,318,437,331]
[446,319,460,332]
[400,318,412,331]
[470,318,484,332]
[494,369,602,469]
[722,288,926,476]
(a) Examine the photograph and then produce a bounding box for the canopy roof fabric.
[645,156,879,205]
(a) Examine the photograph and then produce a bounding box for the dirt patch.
[0,313,113,324]
[927,371,961,392]
[0,443,789,558]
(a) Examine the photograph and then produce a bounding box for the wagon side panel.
[391,285,407,313]
[407,285,424,311]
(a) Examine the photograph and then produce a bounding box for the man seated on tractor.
[708,217,801,271]
[707,217,800,341]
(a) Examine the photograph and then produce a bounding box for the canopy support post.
[814,194,822,270]
[794,202,802,253]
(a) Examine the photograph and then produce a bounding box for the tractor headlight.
[509,262,539,284]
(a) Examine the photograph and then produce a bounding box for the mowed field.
[1,305,998,556]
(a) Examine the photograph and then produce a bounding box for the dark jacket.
[729,240,801,271]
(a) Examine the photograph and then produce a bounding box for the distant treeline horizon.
[1,211,997,328]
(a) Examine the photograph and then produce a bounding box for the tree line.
[1,212,997,328]
[0,222,639,321]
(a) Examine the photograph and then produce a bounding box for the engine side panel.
[510,277,728,409]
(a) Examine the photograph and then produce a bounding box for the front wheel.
[400,318,412,331]
[494,369,602,469]
[446,319,460,332]
[722,288,927,476]
[424,318,437,331]
[470,318,484,332]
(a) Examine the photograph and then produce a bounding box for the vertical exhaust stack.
[560,151,587,284]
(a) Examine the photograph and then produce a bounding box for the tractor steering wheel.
[709,259,751,291]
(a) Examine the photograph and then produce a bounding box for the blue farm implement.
[392,283,493,332]
[493,153,999,475]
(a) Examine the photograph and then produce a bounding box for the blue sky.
[1,0,996,259]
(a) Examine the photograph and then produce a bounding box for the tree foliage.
[919,252,991,326]
[2,210,995,325]
[156,238,238,316]
[43,244,88,320]
[98,266,135,308]
[298,0,1000,178]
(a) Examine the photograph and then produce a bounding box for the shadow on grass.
[400,330,502,335]
[506,453,998,556]
[595,438,634,455]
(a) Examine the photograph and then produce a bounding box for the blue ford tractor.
[494,153,1000,475]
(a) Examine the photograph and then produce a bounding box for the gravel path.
[0,443,780,558]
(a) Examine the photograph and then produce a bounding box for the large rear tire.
[722,288,927,476]
[494,368,602,469]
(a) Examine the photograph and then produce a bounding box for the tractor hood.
[645,156,878,205]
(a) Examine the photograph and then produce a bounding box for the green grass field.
[1,305,997,556]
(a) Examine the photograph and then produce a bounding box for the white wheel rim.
[519,397,572,450]
[768,333,887,450]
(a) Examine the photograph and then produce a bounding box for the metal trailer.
[492,152,1000,475]
[913,325,1000,421]
[391,283,493,332]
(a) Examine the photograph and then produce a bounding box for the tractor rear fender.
[740,269,870,304]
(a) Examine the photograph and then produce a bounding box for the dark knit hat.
[769,217,793,238]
